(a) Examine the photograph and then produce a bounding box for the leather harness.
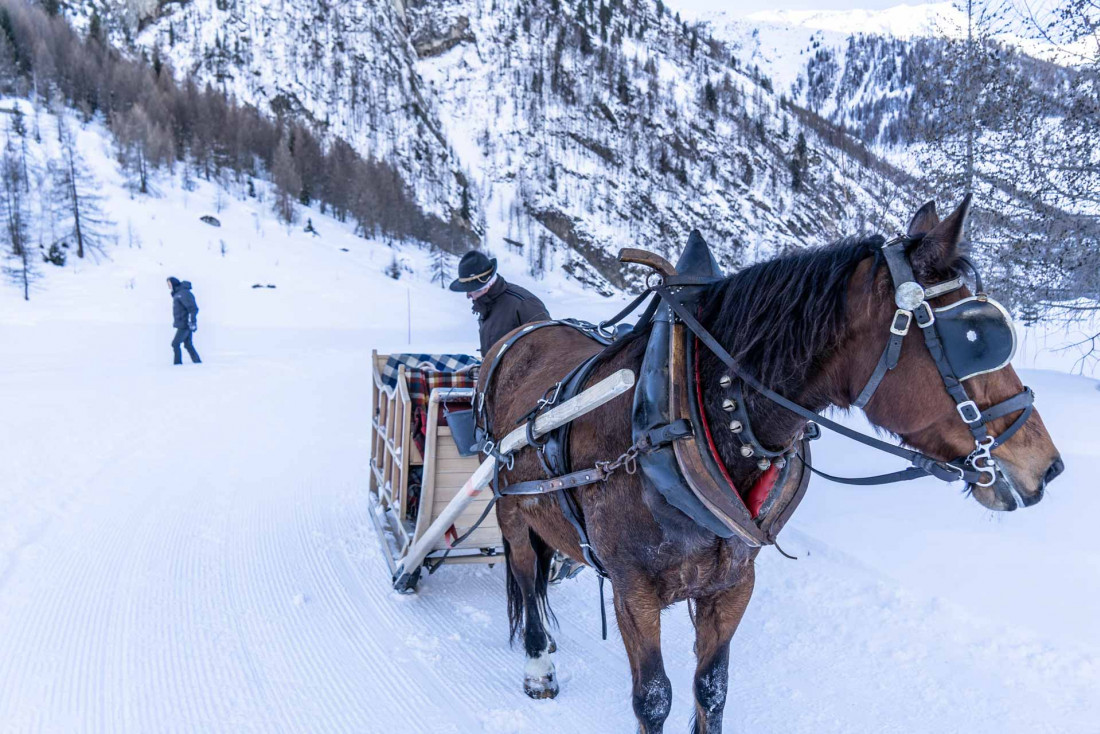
[473,231,1037,574]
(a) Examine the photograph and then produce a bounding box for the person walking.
[448,251,550,357]
[167,277,201,365]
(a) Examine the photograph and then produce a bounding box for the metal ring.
[645,272,665,289]
[975,465,997,487]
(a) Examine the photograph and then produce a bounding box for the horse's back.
[478,323,610,430]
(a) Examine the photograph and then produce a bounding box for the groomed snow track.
[2,320,1098,733]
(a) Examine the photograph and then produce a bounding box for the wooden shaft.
[392,369,635,587]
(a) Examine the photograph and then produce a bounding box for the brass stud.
[722,398,737,412]
[757,458,771,471]
[739,445,754,458]
[719,375,732,388]
[728,420,743,434]
[774,458,787,469]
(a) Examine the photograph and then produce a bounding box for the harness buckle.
[539,381,563,410]
[956,400,982,424]
[913,301,936,328]
[890,309,912,336]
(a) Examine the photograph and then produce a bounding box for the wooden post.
[392,368,635,592]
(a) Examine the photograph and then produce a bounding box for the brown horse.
[478,198,1063,733]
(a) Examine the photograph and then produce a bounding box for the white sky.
[669,0,922,18]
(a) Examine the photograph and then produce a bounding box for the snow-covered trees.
[0,0,477,252]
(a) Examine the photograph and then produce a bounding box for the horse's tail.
[502,530,557,647]
[503,537,524,645]
[530,530,557,631]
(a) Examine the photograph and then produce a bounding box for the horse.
[477,197,1063,733]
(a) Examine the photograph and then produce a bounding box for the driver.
[450,250,580,583]
[449,251,550,357]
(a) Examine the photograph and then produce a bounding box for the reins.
[601,236,1033,491]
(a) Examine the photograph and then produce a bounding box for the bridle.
[607,234,1035,491]
[843,234,1033,488]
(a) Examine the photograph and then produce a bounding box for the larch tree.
[1,139,33,300]
[53,122,112,260]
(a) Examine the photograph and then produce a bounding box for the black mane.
[699,235,885,397]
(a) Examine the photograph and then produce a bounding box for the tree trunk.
[68,154,85,259]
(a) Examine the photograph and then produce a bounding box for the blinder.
[933,295,1016,381]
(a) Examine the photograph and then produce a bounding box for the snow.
[2,106,1099,732]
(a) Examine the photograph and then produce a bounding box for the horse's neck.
[696,342,824,487]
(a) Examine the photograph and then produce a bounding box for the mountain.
[49,0,931,293]
[4,0,1092,309]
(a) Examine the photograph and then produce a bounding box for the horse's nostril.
[1043,457,1065,485]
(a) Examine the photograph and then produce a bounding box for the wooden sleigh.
[368,351,501,590]
[368,349,634,593]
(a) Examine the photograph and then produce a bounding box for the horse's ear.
[906,200,939,238]
[911,194,971,274]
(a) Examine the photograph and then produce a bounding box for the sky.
[669,0,926,19]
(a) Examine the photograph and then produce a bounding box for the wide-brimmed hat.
[449,251,498,292]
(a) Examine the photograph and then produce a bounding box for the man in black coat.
[449,251,550,357]
[450,251,582,582]
[167,276,201,365]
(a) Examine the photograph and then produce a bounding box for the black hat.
[167,276,181,289]
[449,251,498,292]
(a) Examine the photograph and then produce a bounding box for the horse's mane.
[597,234,885,396]
[699,235,885,395]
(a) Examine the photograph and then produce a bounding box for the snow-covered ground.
[2,111,1099,732]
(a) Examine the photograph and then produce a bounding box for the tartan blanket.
[381,354,480,389]
[382,354,480,454]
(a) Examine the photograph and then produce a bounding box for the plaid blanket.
[381,354,480,389]
[382,354,480,454]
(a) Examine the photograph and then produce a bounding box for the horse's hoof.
[524,673,559,699]
[546,636,557,654]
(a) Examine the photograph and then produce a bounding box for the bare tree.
[271,134,300,224]
[53,122,112,260]
[1,139,33,300]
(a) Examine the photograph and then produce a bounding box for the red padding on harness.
[746,464,779,519]
[694,338,740,497]
[694,336,777,520]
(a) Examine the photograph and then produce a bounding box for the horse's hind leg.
[613,577,671,734]
[530,531,558,654]
[691,566,755,734]
[500,505,558,699]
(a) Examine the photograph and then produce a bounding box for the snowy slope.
[746,2,963,39]
[2,101,1099,732]
[66,0,932,291]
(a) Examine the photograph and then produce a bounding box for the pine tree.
[789,132,808,192]
[430,244,449,288]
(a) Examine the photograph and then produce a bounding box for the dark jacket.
[172,281,200,328]
[472,276,550,356]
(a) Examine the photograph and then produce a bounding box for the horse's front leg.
[613,576,672,734]
[691,565,755,734]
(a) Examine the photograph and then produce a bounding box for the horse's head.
[837,197,1063,510]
